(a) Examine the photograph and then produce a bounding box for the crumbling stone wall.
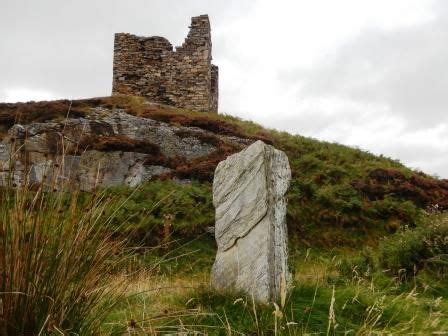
[112,15,219,113]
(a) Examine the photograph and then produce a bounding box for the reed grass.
[0,163,132,335]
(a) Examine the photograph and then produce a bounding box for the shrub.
[0,177,131,334]
[377,213,448,278]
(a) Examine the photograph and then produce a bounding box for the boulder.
[211,140,291,304]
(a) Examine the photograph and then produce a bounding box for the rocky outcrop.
[210,140,291,304]
[0,107,252,190]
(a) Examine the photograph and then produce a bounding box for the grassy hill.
[1,95,447,334]
[1,95,447,247]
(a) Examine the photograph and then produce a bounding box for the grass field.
[1,96,447,334]
[1,166,447,335]
[103,232,448,335]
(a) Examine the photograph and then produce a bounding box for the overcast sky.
[1,0,446,178]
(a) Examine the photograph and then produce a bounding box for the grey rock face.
[211,140,291,304]
[0,107,251,190]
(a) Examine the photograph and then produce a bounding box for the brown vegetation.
[137,102,272,144]
[0,98,110,140]
[173,129,222,147]
[143,110,242,135]
[353,168,448,210]
[0,98,101,127]
[0,96,272,143]
[173,142,243,182]
[77,135,161,154]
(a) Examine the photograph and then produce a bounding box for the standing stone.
[211,140,291,304]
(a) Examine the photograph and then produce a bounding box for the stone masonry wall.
[112,15,219,113]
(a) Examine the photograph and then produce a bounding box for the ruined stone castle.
[112,15,218,113]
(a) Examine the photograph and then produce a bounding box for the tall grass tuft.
[0,166,131,335]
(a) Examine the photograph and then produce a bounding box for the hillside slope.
[1,95,447,246]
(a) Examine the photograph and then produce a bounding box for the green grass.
[2,95,448,334]
[104,180,214,246]
[103,230,448,335]
[0,167,445,335]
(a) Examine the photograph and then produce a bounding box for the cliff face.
[0,99,251,190]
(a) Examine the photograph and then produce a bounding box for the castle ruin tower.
[112,15,219,113]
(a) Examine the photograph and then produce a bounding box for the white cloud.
[0,0,446,177]
[0,88,61,103]
[215,0,446,177]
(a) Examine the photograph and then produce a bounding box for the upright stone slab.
[211,140,291,303]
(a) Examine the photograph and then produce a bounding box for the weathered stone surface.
[113,15,219,113]
[0,107,252,190]
[211,140,291,303]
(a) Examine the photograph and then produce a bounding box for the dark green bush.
[377,213,448,277]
